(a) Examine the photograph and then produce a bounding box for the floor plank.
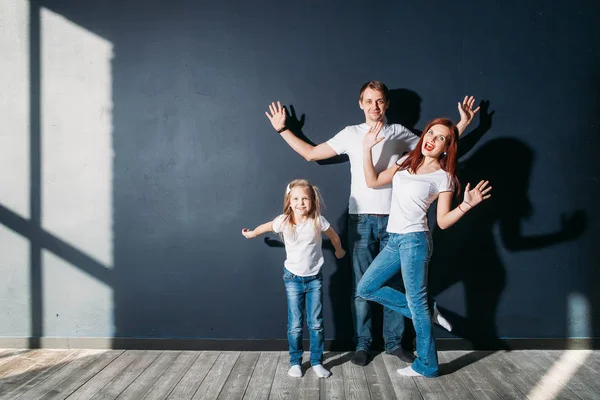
[409,354,450,400]
[341,352,370,400]
[363,352,399,400]
[166,351,220,400]
[116,351,181,400]
[141,351,201,400]
[320,352,347,400]
[435,352,476,400]
[90,350,162,400]
[0,349,599,400]
[0,349,81,399]
[501,350,580,400]
[440,351,502,400]
[472,351,527,400]
[528,350,599,400]
[38,350,124,400]
[217,352,260,400]
[14,350,108,400]
[381,353,422,400]
[298,352,320,400]
[65,350,143,400]
[0,349,50,379]
[0,350,34,369]
[268,351,302,400]
[192,351,240,400]
[242,352,279,400]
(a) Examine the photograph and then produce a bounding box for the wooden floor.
[0,349,599,399]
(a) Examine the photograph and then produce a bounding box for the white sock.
[397,366,425,377]
[288,365,302,378]
[312,364,331,378]
[433,307,453,332]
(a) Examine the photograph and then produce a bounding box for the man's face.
[359,88,389,124]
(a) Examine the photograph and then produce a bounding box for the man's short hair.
[359,81,389,103]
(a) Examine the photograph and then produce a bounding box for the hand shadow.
[283,105,349,165]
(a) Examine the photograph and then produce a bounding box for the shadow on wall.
[430,137,587,349]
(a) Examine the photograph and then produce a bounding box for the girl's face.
[289,187,312,217]
[421,124,451,158]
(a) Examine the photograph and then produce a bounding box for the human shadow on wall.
[386,88,422,134]
[429,137,587,350]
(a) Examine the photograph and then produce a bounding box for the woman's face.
[421,124,451,158]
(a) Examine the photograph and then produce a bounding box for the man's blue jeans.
[356,231,439,377]
[348,214,404,353]
[283,268,324,366]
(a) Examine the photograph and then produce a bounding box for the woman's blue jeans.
[356,231,439,377]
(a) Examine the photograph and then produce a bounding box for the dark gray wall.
[4,0,599,347]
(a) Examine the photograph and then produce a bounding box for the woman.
[357,118,491,377]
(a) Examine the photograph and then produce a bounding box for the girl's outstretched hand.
[363,121,384,150]
[265,101,287,132]
[241,228,256,239]
[463,180,492,209]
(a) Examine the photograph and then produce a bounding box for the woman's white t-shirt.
[387,161,454,234]
[272,215,331,276]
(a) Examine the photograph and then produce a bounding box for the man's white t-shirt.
[326,123,419,214]
[387,161,454,234]
[272,214,331,277]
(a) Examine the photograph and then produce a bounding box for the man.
[265,81,478,366]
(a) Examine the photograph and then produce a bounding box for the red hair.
[398,118,461,195]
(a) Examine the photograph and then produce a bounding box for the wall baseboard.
[0,337,598,351]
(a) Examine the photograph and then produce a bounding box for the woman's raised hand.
[363,121,384,150]
[463,180,492,209]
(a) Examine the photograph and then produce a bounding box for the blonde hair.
[279,179,324,241]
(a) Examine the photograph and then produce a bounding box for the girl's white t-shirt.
[387,162,454,234]
[272,215,330,277]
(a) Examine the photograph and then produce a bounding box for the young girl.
[242,179,345,378]
[357,118,492,378]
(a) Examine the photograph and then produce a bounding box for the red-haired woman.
[357,118,492,378]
